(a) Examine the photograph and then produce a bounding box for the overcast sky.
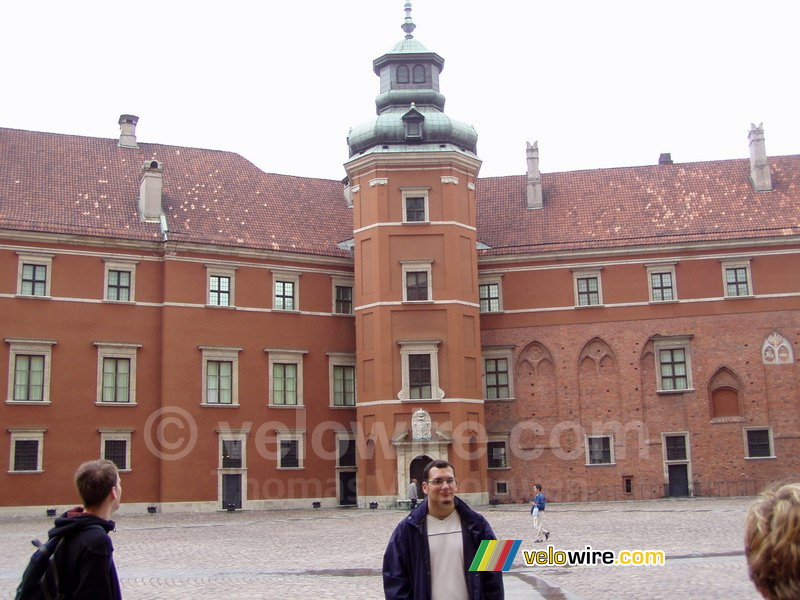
[2,1,797,180]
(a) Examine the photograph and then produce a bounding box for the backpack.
[16,524,103,600]
[15,534,65,600]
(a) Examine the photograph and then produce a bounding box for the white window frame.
[720,258,753,298]
[17,252,54,297]
[206,265,237,307]
[401,260,433,303]
[99,429,133,472]
[487,435,510,470]
[585,434,615,466]
[328,352,356,407]
[645,262,677,303]
[572,268,604,307]
[266,349,307,407]
[103,258,138,303]
[401,187,430,223]
[272,270,301,311]
[398,340,444,401]
[8,429,45,473]
[200,346,241,406]
[277,431,305,470]
[95,342,141,405]
[219,430,248,470]
[744,427,775,459]
[336,431,357,468]
[654,336,694,393]
[331,275,355,315]
[482,347,514,401]
[478,276,503,313]
[5,338,56,404]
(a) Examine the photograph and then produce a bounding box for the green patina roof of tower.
[386,36,432,55]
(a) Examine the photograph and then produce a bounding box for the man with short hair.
[48,459,123,599]
[408,478,419,509]
[383,459,504,599]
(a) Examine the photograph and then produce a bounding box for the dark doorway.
[339,471,357,506]
[668,464,689,497]
[222,474,242,509]
[409,455,433,498]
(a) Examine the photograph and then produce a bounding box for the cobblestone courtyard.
[0,497,761,599]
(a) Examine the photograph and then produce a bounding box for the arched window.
[397,65,409,84]
[412,65,425,83]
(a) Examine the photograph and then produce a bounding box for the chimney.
[748,123,772,192]
[139,159,163,220]
[526,141,543,210]
[658,153,673,165]
[118,114,139,149]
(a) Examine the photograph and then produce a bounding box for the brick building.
[1,6,798,512]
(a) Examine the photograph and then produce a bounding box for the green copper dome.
[347,2,478,158]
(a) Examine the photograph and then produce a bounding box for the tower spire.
[402,1,416,39]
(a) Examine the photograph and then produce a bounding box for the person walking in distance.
[531,483,549,543]
[408,478,419,510]
[383,459,504,599]
[51,459,124,599]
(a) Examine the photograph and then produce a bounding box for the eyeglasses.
[426,478,456,487]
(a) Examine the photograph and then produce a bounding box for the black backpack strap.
[44,524,108,600]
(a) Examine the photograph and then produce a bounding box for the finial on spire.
[402,1,416,39]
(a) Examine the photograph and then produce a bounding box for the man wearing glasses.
[383,459,504,599]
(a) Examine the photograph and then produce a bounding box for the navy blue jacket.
[382,497,504,599]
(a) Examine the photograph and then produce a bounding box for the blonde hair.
[745,482,800,600]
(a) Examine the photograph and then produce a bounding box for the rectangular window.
[209,275,231,307]
[335,285,353,315]
[487,441,508,469]
[587,436,613,465]
[207,360,233,404]
[104,439,128,470]
[725,267,749,297]
[273,363,298,405]
[576,276,600,306]
[405,272,428,301]
[659,349,688,391]
[405,197,426,222]
[222,440,243,468]
[650,272,674,301]
[13,440,40,471]
[338,438,356,467]
[746,429,773,458]
[409,354,432,399]
[107,270,132,302]
[280,439,300,468]
[14,355,45,401]
[102,358,131,403]
[21,264,48,296]
[333,365,356,406]
[485,358,509,399]
[496,481,508,494]
[479,283,501,312]
[275,281,295,310]
[665,435,687,461]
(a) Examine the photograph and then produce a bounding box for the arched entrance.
[409,455,432,498]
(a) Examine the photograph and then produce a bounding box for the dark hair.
[423,459,455,482]
[74,459,119,508]
[534,483,542,491]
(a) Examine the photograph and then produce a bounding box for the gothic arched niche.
[578,337,617,375]
[516,341,557,417]
[708,366,743,419]
[762,331,794,365]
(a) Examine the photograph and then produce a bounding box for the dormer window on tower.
[403,106,424,140]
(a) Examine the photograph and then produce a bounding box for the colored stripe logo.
[469,540,522,571]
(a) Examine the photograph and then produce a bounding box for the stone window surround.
[95,342,141,405]
[401,186,430,223]
[8,429,46,473]
[5,338,57,404]
[585,434,615,466]
[401,259,433,303]
[99,428,133,472]
[17,251,54,297]
[653,335,694,394]
[265,348,307,408]
[487,435,510,470]
[397,340,444,401]
[481,346,515,401]
[205,264,237,307]
[571,267,604,307]
[720,258,753,298]
[200,346,242,407]
[277,430,305,470]
[272,269,301,311]
[743,427,775,459]
[478,274,504,313]
[327,352,356,407]
[103,257,138,303]
[645,261,678,303]
[330,275,355,315]
[218,429,248,470]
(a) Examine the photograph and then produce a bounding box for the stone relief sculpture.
[412,408,432,441]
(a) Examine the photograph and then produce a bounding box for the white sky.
[2,1,798,180]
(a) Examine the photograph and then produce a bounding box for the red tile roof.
[2,127,799,259]
[476,157,800,255]
[0,128,355,258]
